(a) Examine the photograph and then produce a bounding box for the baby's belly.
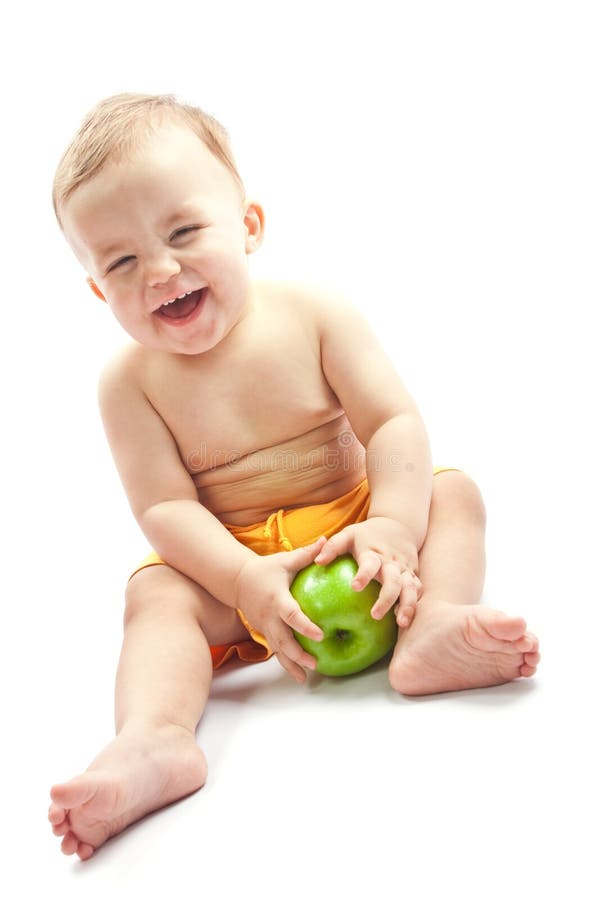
[192,421,367,526]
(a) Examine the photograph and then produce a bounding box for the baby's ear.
[86,276,107,302]
[244,202,265,254]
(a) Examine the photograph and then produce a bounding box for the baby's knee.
[123,564,245,645]
[124,564,197,624]
[434,470,486,527]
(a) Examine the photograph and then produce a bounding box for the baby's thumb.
[287,535,327,567]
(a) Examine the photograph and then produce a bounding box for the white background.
[2,1,599,897]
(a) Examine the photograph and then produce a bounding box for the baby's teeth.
[161,290,194,308]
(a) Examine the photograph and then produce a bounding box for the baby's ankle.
[117,718,197,741]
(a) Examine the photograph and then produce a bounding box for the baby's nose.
[145,252,181,287]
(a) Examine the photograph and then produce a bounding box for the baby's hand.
[233,536,327,683]
[314,518,422,628]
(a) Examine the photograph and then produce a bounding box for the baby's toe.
[467,610,527,650]
[515,632,538,654]
[520,662,537,677]
[48,802,66,826]
[52,820,71,837]
[61,832,79,855]
[490,613,527,641]
[77,842,95,861]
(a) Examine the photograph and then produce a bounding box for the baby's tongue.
[160,292,199,319]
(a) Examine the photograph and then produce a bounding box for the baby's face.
[61,122,263,355]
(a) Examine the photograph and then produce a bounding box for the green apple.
[290,553,398,676]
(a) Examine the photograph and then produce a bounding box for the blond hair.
[52,92,245,226]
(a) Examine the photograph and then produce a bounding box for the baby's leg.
[48,565,250,859]
[389,470,540,695]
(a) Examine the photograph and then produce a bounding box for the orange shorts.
[129,468,459,670]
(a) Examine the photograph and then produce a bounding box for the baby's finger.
[313,528,353,565]
[396,578,421,628]
[370,563,403,620]
[351,550,382,591]
[283,602,324,643]
[285,535,327,568]
[272,626,318,672]
[275,651,309,684]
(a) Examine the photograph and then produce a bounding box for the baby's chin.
[122,299,251,357]
[140,322,220,357]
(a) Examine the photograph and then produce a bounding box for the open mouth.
[153,288,206,324]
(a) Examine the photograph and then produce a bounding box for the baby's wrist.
[367,513,416,538]
[365,515,420,559]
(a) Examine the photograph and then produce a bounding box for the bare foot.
[388,599,540,696]
[48,724,207,860]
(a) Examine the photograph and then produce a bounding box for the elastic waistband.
[224,478,371,555]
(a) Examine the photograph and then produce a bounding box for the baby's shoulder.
[97,341,149,403]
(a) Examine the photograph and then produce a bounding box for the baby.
[48,93,540,860]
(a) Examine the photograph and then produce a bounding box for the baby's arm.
[309,287,433,623]
[98,352,323,681]
[98,353,253,605]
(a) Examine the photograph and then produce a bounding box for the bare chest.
[143,303,342,478]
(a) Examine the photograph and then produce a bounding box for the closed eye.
[104,226,201,273]
[170,225,201,240]
[107,255,135,273]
